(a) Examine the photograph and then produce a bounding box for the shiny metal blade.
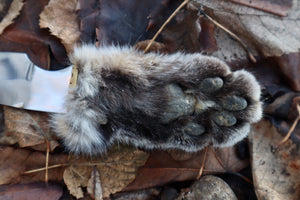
[0,52,72,113]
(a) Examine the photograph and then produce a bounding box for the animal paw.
[51,45,263,154]
[160,67,262,150]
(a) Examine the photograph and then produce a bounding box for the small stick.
[200,10,256,63]
[228,172,253,184]
[277,104,300,147]
[45,140,50,183]
[144,0,190,53]
[24,164,68,174]
[210,147,226,170]
[197,146,208,179]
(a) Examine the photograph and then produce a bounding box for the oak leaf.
[39,0,81,53]
[87,167,103,200]
[0,146,67,185]
[125,146,249,191]
[2,106,59,151]
[249,120,300,200]
[0,0,23,34]
[64,145,149,198]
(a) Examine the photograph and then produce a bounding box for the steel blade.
[0,52,72,113]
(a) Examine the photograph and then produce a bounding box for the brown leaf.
[191,1,300,91]
[77,0,100,43]
[0,0,23,34]
[125,146,249,191]
[87,167,103,200]
[39,0,81,53]
[0,182,63,200]
[249,120,300,200]
[160,7,202,53]
[2,106,59,151]
[228,0,293,17]
[63,165,87,198]
[64,145,149,198]
[198,16,218,54]
[193,0,300,58]
[264,92,298,119]
[0,0,68,70]
[274,52,300,91]
[0,0,13,21]
[135,40,168,53]
[95,0,164,45]
[0,146,67,185]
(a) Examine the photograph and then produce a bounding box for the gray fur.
[51,45,263,155]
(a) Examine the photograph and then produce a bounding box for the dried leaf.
[0,0,23,34]
[2,106,59,151]
[191,1,300,90]
[249,120,300,200]
[228,0,293,17]
[264,92,298,119]
[0,146,67,185]
[0,0,68,70]
[0,182,63,200]
[198,17,218,54]
[77,0,100,43]
[160,8,201,53]
[87,167,103,200]
[95,0,164,45]
[39,0,81,53]
[0,0,13,21]
[135,40,168,53]
[64,146,149,198]
[194,0,300,58]
[273,52,300,91]
[125,146,249,191]
[63,165,87,198]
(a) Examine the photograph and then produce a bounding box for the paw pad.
[221,96,247,111]
[183,122,205,136]
[161,84,195,123]
[213,112,237,127]
[199,77,223,93]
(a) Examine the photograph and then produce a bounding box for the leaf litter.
[0,0,300,199]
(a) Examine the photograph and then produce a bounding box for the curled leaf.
[39,0,81,53]
[0,0,23,34]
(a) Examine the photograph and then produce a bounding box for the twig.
[277,104,300,147]
[24,164,68,174]
[45,140,50,183]
[144,0,190,53]
[197,146,208,179]
[228,172,253,184]
[210,147,226,170]
[200,10,256,63]
[23,159,146,174]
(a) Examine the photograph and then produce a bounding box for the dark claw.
[213,112,237,127]
[199,77,223,93]
[221,96,247,111]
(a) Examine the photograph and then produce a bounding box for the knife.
[0,52,73,113]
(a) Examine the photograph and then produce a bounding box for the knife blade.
[0,52,72,113]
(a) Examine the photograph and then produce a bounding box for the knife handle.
[69,65,78,88]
